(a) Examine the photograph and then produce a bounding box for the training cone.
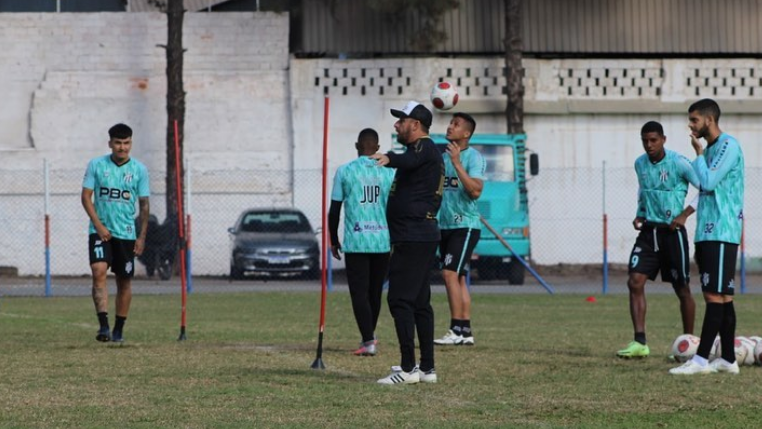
[585,296,597,303]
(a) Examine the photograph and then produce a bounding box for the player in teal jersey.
[433,113,485,347]
[81,123,150,343]
[617,121,699,359]
[329,128,395,356]
[671,99,745,375]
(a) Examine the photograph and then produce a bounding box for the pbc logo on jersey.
[100,187,132,201]
[444,176,460,188]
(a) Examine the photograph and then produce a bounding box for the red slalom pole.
[311,96,330,370]
[174,119,189,341]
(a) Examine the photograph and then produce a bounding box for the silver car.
[228,208,321,279]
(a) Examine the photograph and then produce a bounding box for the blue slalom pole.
[44,159,52,297]
[602,161,608,295]
[480,217,554,295]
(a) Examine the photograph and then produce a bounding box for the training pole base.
[310,357,325,370]
[178,327,187,341]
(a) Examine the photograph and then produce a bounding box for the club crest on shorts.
[125,262,133,274]
[701,272,710,286]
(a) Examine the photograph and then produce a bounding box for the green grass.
[1,291,762,428]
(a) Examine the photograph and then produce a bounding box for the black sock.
[634,332,646,345]
[114,316,127,333]
[450,319,462,335]
[461,320,472,337]
[696,303,724,359]
[719,302,737,363]
[97,312,109,329]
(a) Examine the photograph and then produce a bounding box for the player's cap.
[391,101,432,128]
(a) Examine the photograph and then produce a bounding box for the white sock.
[691,355,708,367]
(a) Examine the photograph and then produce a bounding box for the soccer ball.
[737,336,756,366]
[754,340,762,365]
[670,334,700,362]
[712,337,749,364]
[430,81,459,111]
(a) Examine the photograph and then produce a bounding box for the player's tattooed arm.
[134,197,150,256]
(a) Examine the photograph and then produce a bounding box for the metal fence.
[1,166,761,287]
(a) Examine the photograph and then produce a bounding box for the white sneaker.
[434,329,463,346]
[377,366,420,385]
[669,360,716,375]
[709,358,740,374]
[415,366,437,383]
[462,336,474,346]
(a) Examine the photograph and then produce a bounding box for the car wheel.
[158,258,173,281]
[506,260,525,285]
[230,265,245,280]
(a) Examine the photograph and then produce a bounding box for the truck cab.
[430,133,538,284]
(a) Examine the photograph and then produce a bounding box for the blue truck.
[430,133,538,284]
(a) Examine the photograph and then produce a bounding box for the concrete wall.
[2,12,761,275]
[0,12,290,174]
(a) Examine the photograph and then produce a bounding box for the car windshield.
[470,144,515,182]
[240,212,312,233]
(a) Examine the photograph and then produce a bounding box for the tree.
[156,0,186,243]
[504,0,524,134]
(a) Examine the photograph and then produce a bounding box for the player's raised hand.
[446,142,461,163]
[689,132,704,156]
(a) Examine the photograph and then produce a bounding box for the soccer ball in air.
[430,81,459,111]
[670,334,700,363]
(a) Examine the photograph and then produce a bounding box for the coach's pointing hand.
[369,153,390,166]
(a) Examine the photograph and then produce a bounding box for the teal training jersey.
[635,149,700,224]
[692,133,744,244]
[82,155,150,240]
[438,147,486,230]
[330,156,395,253]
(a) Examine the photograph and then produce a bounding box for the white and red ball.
[749,336,762,366]
[712,337,749,364]
[430,81,459,111]
[671,334,700,362]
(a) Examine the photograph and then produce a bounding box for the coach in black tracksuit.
[371,101,444,383]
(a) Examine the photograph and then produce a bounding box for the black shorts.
[89,234,136,278]
[695,241,739,295]
[628,225,690,284]
[439,228,480,275]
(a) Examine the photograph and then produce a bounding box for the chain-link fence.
[528,166,762,271]
[2,166,761,287]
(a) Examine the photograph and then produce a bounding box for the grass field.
[1,289,762,428]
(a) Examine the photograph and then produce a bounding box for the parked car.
[228,208,320,279]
